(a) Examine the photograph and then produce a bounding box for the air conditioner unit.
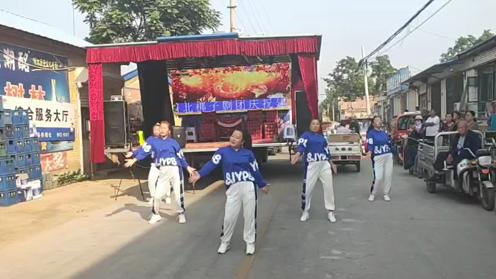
[110,95,123,101]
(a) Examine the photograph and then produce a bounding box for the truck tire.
[480,181,495,211]
[355,162,360,172]
[426,180,436,193]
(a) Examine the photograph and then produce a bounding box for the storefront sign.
[387,67,411,96]
[0,42,75,142]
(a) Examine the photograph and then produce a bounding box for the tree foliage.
[323,56,367,102]
[73,0,221,44]
[370,55,396,94]
[440,29,494,62]
[323,55,396,105]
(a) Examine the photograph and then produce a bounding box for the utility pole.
[228,0,238,33]
[72,3,76,35]
[361,46,371,116]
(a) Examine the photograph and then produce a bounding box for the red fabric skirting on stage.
[87,38,319,64]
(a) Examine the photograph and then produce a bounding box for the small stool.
[186,127,197,142]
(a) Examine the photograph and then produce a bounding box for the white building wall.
[406,90,417,111]
[393,96,401,116]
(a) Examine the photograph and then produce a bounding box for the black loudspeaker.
[104,100,128,146]
[296,91,312,137]
[172,126,186,148]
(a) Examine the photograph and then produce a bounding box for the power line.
[377,0,454,56]
[359,0,436,65]
[0,8,52,26]
[419,28,456,40]
[239,1,262,34]
[247,0,271,34]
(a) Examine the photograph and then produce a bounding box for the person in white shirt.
[424,110,440,141]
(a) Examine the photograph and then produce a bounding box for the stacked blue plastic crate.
[0,108,42,206]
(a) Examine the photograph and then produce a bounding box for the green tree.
[73,0,221,44]
[369,55,396,94]
[323,56,370,102]
[440,29,494,62]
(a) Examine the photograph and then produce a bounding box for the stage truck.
[85,33,322,169]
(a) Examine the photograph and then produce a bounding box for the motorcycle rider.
[437,120,481,179]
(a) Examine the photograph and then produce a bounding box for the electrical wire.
[239,1,263,35]
[359,0,436,65]
[377,0,454,56]
[247,0,270,34]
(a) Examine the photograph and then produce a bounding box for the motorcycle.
[454,148,495,211]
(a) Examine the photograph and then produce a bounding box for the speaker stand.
[112,166,146,201]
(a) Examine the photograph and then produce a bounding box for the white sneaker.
[217,242,230,254]
[178,213,186,224]
[300,211,310,222]
[328,211,337,223]
[384,195,391,202]
[246,243,255,255]
[148,214,162,224]
[368,194,375,202]
[165,197,172,205]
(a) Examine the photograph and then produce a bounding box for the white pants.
[153,166,185,214]
[302,161,335,212]
[372,153,393,196]
[147,164,159,198]
[221,182,257,245]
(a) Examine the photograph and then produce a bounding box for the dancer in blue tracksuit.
[127,123,162,206]
[126,121,195,224]
[189,129,269,255]
[367,116,395,202]
[291,119,337,223]
[366,118,376,193]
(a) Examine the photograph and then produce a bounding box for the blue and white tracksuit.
[367,129,395,196]
[133,137,160,200]
[199,147,267,245]
[134,137,190,214]
[297,132,335,212]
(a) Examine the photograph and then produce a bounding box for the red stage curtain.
[86,38,319,64]
[297,54,319,119]
[88,63,106,163]
[291,78,304,123]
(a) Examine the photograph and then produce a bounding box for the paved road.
[73,154,496,279]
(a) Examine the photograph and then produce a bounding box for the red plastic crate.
[247,120,263,139]
[198,123,216,142]
[265,111,278,122]
[247,110,264,121]
[202,112,217,122]
[263,123,277,140]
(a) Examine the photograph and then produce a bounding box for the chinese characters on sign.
[0,43,74,143]
[176,97,289,114]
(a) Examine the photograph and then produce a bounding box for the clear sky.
[3,0,496,99]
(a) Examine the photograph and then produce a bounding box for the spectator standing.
[465,110,480,131]
[424,110,440,141]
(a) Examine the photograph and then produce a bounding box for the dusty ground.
[0,170,222,247]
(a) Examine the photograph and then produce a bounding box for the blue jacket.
[367,129,395,156]
[134,137,189,169]
[297,131,331,163]
[198,147,267,188]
